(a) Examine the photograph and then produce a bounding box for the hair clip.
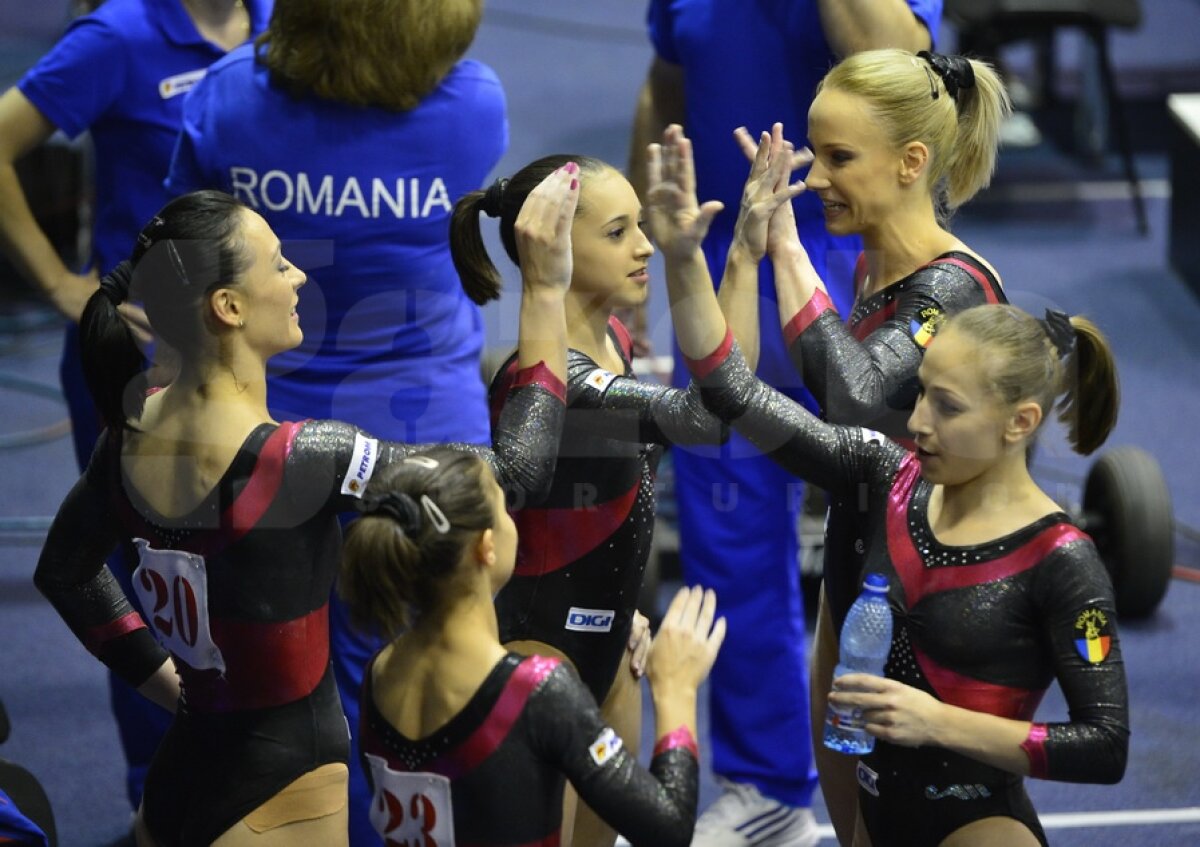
[420,495,451,534]
[403,455,441,469]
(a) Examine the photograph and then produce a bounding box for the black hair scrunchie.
[479,177,509,218]
[1039,308,1076,360]
[358,490,423,535]
[918,51,976,101]
[98,260,133,306]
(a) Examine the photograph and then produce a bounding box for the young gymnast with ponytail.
[341,448,724,846]
[450,153,732,847]
[651,126,1129,842]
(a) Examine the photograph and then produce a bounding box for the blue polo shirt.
[167,48,507,442]
[18,0,272,275]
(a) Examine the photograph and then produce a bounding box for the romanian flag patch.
[584,369,618,394]
[588,727,624,767]
[1073,608,1113,663]
[910,306,945,348]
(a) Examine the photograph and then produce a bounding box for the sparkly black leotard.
[687,338,1129,846]
[360,652,700,846]
[489,318,724,700]
[34,370,563,846]
[784,252,1006,630]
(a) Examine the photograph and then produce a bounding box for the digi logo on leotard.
[341,432,379,497]
[1073,608,1113,663]
[158,69,207,100]
[588,727,624,767]
[584,369,618,394]
[856,761,880,797]
[910,306,945,348]
[565,607,615,632]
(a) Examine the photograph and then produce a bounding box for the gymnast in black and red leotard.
[340,448,725,847]
[653,135,1128,843]
[34,179,574,846]
[452,153,728,846]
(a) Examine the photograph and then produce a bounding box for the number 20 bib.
[131,538,226,674]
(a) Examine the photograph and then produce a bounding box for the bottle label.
[828,702,866,732]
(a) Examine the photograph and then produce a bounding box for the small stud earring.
[238,318,245,328]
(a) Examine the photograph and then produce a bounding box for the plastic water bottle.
[824,573,893,755]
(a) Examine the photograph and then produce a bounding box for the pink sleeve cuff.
[84,612,149,656]
[682,327,734,380]
[511,361,566,404]
[653,726,699,759]
[1020,723,1050,779]
[782,288,836,348]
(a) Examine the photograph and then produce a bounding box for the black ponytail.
[79,262,146,432]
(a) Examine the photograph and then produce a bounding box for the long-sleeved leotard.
[360,652,699,846]
[786,251,1005,631]
[686,338,1129,845]
[33,369,563,846]
[490,317,724,700]
[785,251,1004,436]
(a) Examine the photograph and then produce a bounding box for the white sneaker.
[691,780,819,846]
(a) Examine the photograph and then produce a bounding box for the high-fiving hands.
[730,122,809,262]
[644,125,725,261]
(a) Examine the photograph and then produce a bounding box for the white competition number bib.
[130,538,225,674]
[365,753,455,847]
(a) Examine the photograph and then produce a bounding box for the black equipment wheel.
[1080,447,1174,618]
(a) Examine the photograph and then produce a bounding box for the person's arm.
[34,439,175,706]
[717,124,807,372]
[622,56,687,357]
[535,586,723,847]
[0,87,98,320]
[817,0,933,57]
[628,57,685,214]
[831,541,1129,783]
[561,345,726,447]
[291,162,579,507]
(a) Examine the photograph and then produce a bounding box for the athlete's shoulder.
[914,251,1004,303]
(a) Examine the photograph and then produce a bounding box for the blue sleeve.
[17,16,128,139]
[165,75,215,195]
[907,0,943,47]
[646,0,681,64]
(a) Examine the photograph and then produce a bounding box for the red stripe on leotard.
[886,455,1087,608]
[431,655,560,779]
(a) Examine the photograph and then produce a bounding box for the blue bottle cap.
[864,573,889,592]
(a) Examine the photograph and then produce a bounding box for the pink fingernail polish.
[565,161,579,174]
